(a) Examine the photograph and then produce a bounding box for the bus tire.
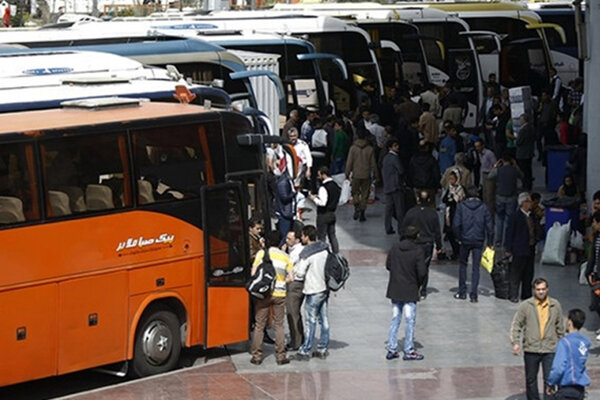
[130,305,182,378]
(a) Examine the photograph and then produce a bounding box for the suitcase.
[491,257,511,299]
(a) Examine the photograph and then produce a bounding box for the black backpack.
[246,249,276,299]
[324,250,350,292]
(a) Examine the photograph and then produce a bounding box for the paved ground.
[61,161,600,399]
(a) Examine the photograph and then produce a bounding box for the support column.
[585,0,600,204]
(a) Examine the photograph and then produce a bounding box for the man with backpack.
[292,225,331,361]
[310,166,341,253]
[249,231,294,366]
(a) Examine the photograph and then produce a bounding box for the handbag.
[481,246,495,273]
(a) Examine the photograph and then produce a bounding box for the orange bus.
[0,98,271,386]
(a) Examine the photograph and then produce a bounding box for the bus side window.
[41,133,130,217]
[132,124,209,203]
[0,142,39,226]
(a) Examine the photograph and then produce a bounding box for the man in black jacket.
[505,192,536,302]
[453,186,494,303]
[516,114,536,190]
[385,225,427,361]
[309,166,341,253]
[409,142,441,201]
[401,190,442,300]
[382,139,406,234]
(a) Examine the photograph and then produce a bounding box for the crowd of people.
[249,73,597,399]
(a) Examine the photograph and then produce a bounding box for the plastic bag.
[579,262,589,285]
[339,179,351,205]
[481,246,495,273]
[541,221,571,266]
[570,230,584,250]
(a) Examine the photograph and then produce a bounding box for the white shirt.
[313,177,332,207]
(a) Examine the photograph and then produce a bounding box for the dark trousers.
[278,216,293,246]
[524,352,554,400]
[384,190,405,233]
[419,242,434,297]
[317,211,339,253]
[510,251,535,300]
[286,280,305,350]
[555,386,585,400]
[458,243,483,299]
[518,158,533,190]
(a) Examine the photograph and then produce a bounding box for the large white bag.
[339,179,351,205]
[570,230,584,250]
[541,221,571,266]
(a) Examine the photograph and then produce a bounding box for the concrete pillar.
[585,0,600,204]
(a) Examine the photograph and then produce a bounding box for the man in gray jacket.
[453,186,494,303]
[510,278,564,400]
[382,138,406,234]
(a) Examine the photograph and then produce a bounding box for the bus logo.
[116,233,175,253]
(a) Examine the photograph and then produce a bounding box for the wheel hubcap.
[142,320,172,366]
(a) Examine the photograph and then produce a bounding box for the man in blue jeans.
[385,225,427,361]
[453,185,494,303]
[292,225,331,360]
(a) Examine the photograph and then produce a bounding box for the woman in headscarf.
[558,174,581,200]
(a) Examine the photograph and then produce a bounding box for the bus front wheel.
[130,305,182,378]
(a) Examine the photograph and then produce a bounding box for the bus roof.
[0,101,216,135]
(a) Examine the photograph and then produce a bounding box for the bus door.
[202,182,250,348]
[376,40,405,95]
[415,35,449,87]
[500,37,548,95]
[447,47,481,129]
[460,31,502,84]
[296,53,348,113]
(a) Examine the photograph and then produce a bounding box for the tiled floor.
[62,163,600,400]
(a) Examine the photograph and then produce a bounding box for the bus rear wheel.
[130,306,181,378]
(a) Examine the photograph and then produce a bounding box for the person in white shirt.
[309,166,341,253]
[288,127,312,188]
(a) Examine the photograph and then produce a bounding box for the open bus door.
[296,53,348,114]
[373,40,405,97]
[202,182,251,348]
[500,37,548,95]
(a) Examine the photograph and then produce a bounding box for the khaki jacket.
[510,297,564,353]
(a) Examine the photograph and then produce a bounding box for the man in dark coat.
[401,190,442,300]
[516,114,536,191]
[382,138,406,234]
[385,225,427,361]
[409,141,441,201]
[453,185,494,302]
[505,192,537,302]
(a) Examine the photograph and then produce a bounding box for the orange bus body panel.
[206,287,249,348]
[0,103,213,135]
[58,272,128,374]
[0,211,204,290]
[129,260,193,296]
[0,284,58,386]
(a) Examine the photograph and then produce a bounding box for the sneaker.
[596,333,600,341]
[292,353,310,361]
[312,350,329,359]
[403,351,424,361]
[454,293,466,300]
[386,351,400,360]
[250,357,263,365]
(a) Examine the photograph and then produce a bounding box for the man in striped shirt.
[250,231,294,366]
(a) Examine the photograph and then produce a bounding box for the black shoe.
[359,211,366,222]
[470,297,478,303]
[276,358,290,365]
[263,331,275,345]
[509,298,519,303]
[285,344,300,352]
[291,353,310,361]
[250,357,263,365]
[386,229,396,235]
[353,209,360,220]
[454,293,466,300]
